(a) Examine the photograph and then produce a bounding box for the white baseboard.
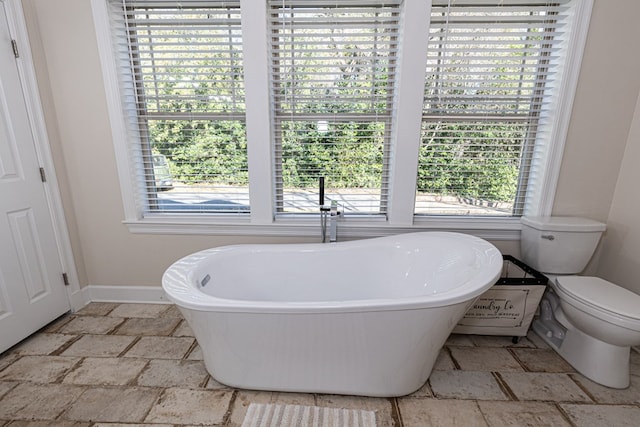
[84,285,171,305]
[68,287,91,312]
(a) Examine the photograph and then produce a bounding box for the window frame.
[91,0,594,240]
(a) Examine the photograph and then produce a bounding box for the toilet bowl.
[555,276,640,347]
[521,216,640,388]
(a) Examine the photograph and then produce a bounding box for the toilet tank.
[520,216,606,274]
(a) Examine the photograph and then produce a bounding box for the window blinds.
[108,0,249,214]
[416,0,570,216]
[268,0,401,215]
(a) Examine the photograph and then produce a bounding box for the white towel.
[241,403,377,427]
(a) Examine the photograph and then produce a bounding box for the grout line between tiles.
[44,314,75,333]
[117,335,142,358]
[166,318,183,337]
[444,346,461,370]
[221,389,238,426]
[183,339,200,360]
[554,402,579,427]
[474,399,492,427]
[492,372,518,401]
[507,347,529,372]
[566,373,597,404]
[53,356,84,384]
[129,358,151,387]
[106,317,128,335]
[50,334,83,356]
[139,386,166,424]
[389,397,403,427]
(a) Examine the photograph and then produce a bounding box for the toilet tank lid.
[521,216,606,232]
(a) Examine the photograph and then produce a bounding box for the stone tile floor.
[1,302,640,426]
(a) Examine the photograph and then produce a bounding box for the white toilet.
[521,216,640,389]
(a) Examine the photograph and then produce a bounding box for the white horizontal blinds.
[269,0,400,214]
[416,0,569,216]
[112,0,249,214]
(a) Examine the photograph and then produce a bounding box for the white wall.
[21,0,640,289]
[596,91,640,293]
[552,0,640,221]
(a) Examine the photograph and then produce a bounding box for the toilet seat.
[555,276,640,331]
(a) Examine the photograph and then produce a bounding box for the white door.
[0,3,70,353]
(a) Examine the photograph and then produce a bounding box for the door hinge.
[11,39,19,58]
[39,167,46,182]
[62,273,70,286]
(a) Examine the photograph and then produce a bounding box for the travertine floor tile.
[6,303,640,427]
[108,303,170,318]
[123,336,194,359]
[433,348,456,371]
[162,304,184,318]
[477,401,571,426]
[229,390,316,426]
[58,316,123,335]
[511,348,575,373]
[42,315,73,333]
[0,383,84,420]
[445,334,474,347]
[449,347,523,372]
[5,421,90,427]
[527,330,551,349]
[114,317,181,336]
[469,335,535,348]
[560,403,640,427]
[63,387,160,423]
[136,359,208,388]
[206,376,230,390]
[145,388,233,425]
[93,424,171,427]
[405,381,433,398]
[61,335,136,357]
[9,333,76,356]
[315,395,395,427]
[0,356,79,383]
[500,372,591,402]
[186,344,204,360]
[172,320,195,337]
[570,373,640,404]
[75,302,119,316]
[0,382,17,399]
[0,353,20,371]
[429,371,508,400]
[398,398,488,427]
[630,350,640,377]
[62,357,148,386]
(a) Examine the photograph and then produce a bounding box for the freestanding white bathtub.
[162,232,502,397]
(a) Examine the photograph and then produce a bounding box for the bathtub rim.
[162,231,502,314]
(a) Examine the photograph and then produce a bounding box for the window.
[108,0,249,214]
[417,0,570,216]
[95,0,591,236]
[268,0,401,215]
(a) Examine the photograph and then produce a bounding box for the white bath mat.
[241,403,377,427]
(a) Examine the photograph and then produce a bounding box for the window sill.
[123,215,522,240]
